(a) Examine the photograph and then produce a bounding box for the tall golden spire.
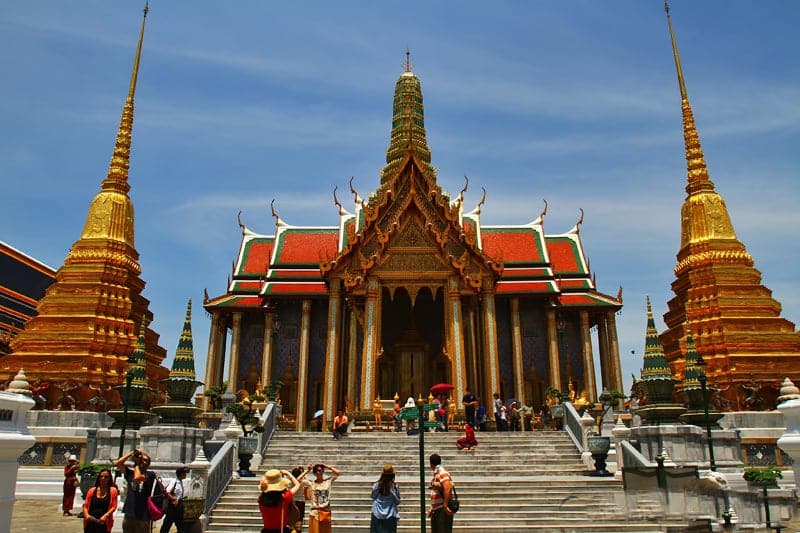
[79,2,149,249]
[659,3,800,411]
[3,3,167,391]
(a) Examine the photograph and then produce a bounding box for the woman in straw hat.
[296,463,340,533]
[370,464,400,533]
[258,469,300,533]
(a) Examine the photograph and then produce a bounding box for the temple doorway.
[377,286,445,400]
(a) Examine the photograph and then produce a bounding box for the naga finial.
[458,175,469,202]
[333,186,345,215]
[349,176,362,205]
[475,187,487,214]
[237,210,245,233]
[540,199,548,219]
[577,207,585,228]
[270,198,285,228]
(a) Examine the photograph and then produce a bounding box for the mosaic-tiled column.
[447,277,467,403]
[546,308,561,390]
[481,280,500,398]
[296,300,312,431]
[225,313,242,394]
[323,281,342,430]
[510,298,526,402]
[346,307,359,408]
[580,310,597,401]
[260,313,275,388]
[360,278,381,410]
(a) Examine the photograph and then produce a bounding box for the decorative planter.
[237,436,259,477]
[182,498,205,520]
[586,435,612,477]
[79,473,97,498]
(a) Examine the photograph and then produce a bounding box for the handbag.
[147,475,166,521]
[316,509,332,523]
[446,485,460,513]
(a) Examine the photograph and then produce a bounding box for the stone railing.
[204,439,235,514]
[563,402,585,451]
[258,402,278,456]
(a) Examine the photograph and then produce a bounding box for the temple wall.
[496,297,513,398]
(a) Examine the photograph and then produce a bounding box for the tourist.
[461,387,477,427]
[258,469,300,533]
[291,466,307,527]
[298,463,340,533]
[115,449,158,533]
[434,394,447,431]
[62,454,80,516]
[475,398,487,432]
[493,393,504,431]
[392,399,402,432]
[456,423,477,451]
[312,412,323,432]
[428,453,454,533]
[370,464,400,533]
[82,468,118,533]
[508,401,521,432]
[160,467,189,533]
[332,410,349,440]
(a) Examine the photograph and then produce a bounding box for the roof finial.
[664,1,687,101]
[405,48,412,73]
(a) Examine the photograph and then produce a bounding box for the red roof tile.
[482,228,545,264]
[546,237,582,274]
[240,238,274,276]
[274,229,339,265]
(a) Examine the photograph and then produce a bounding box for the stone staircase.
[206,430,688,532]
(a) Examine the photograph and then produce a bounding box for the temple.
[0,4,168,403]
[659,3,800,410]
[204,57,623,429]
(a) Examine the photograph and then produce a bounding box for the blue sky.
[1,1,798,396]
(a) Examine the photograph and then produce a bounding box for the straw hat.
[262,469,289,491]
[68,455,78,462]
[382,464,394,475]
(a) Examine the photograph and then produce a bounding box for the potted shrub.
[743,466,782,488]
[204,381,228,411]
[227,393,266,476]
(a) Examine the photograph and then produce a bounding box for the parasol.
[430,383,455,395]
[313,409,324,419]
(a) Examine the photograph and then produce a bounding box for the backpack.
[447,484,460,513]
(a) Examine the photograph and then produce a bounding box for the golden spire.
[404,48,412,73]
[663,1,714,197]
[78,2,149,248]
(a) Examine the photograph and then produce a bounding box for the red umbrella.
[430,383,455,395]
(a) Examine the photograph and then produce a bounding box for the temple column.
[606,311,623,393]
[215,317,228,386]
[225,312,242,395]
[296,299,312,431]
[580,310,597,401]
[597,314,610,390]
[322,281,342,430]
[203,312,221,409]
[510,298,525,402]
[260,313,275,389]
[546,309,561,390]
[360,278,382,410]
[446,277,467,404]
[481,280,500,398]
[346,307,358,407]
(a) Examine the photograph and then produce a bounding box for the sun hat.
[68,454,78,462]
[262,469,289,491]
[382,464,394,475]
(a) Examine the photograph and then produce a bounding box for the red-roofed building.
[204,66,623,429]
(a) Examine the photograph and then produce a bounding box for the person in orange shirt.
[332,410,349,440]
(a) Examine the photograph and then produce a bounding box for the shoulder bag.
[147,474,166,521]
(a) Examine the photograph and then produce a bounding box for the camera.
[132,450,141,459]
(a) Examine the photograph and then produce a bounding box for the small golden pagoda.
[658,3,800,410]
[0,5,167,405]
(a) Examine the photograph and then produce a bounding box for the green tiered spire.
[129,321,148,387]
[682,330,704,389]
[380,50,436,183]
[169,298,197,381]
[641,296,672,381]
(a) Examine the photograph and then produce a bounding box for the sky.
[1,1,798,397]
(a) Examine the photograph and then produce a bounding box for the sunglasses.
[98,476,111,479]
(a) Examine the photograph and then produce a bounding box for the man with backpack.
[428,453,455,532]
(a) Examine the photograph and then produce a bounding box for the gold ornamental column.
[346,307,359,407]
[510,298,525,402]
[597,314,610,390]
[225,312,242,394]
[579,310,597,401]
[214,317,228,385]
[606,311,623,393]
[203,312,221,409]
[447,277,467,402]
[261,313,275,388]
[322,281,342,429]
[481,280,501,398]
[360,278,382,410]
[546,309,561,390]
[296,299,312,431]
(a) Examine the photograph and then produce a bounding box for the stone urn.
[237,436,259,477]
[182,498,205,520]
[550,404,565,419]
[586,435,612,476]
